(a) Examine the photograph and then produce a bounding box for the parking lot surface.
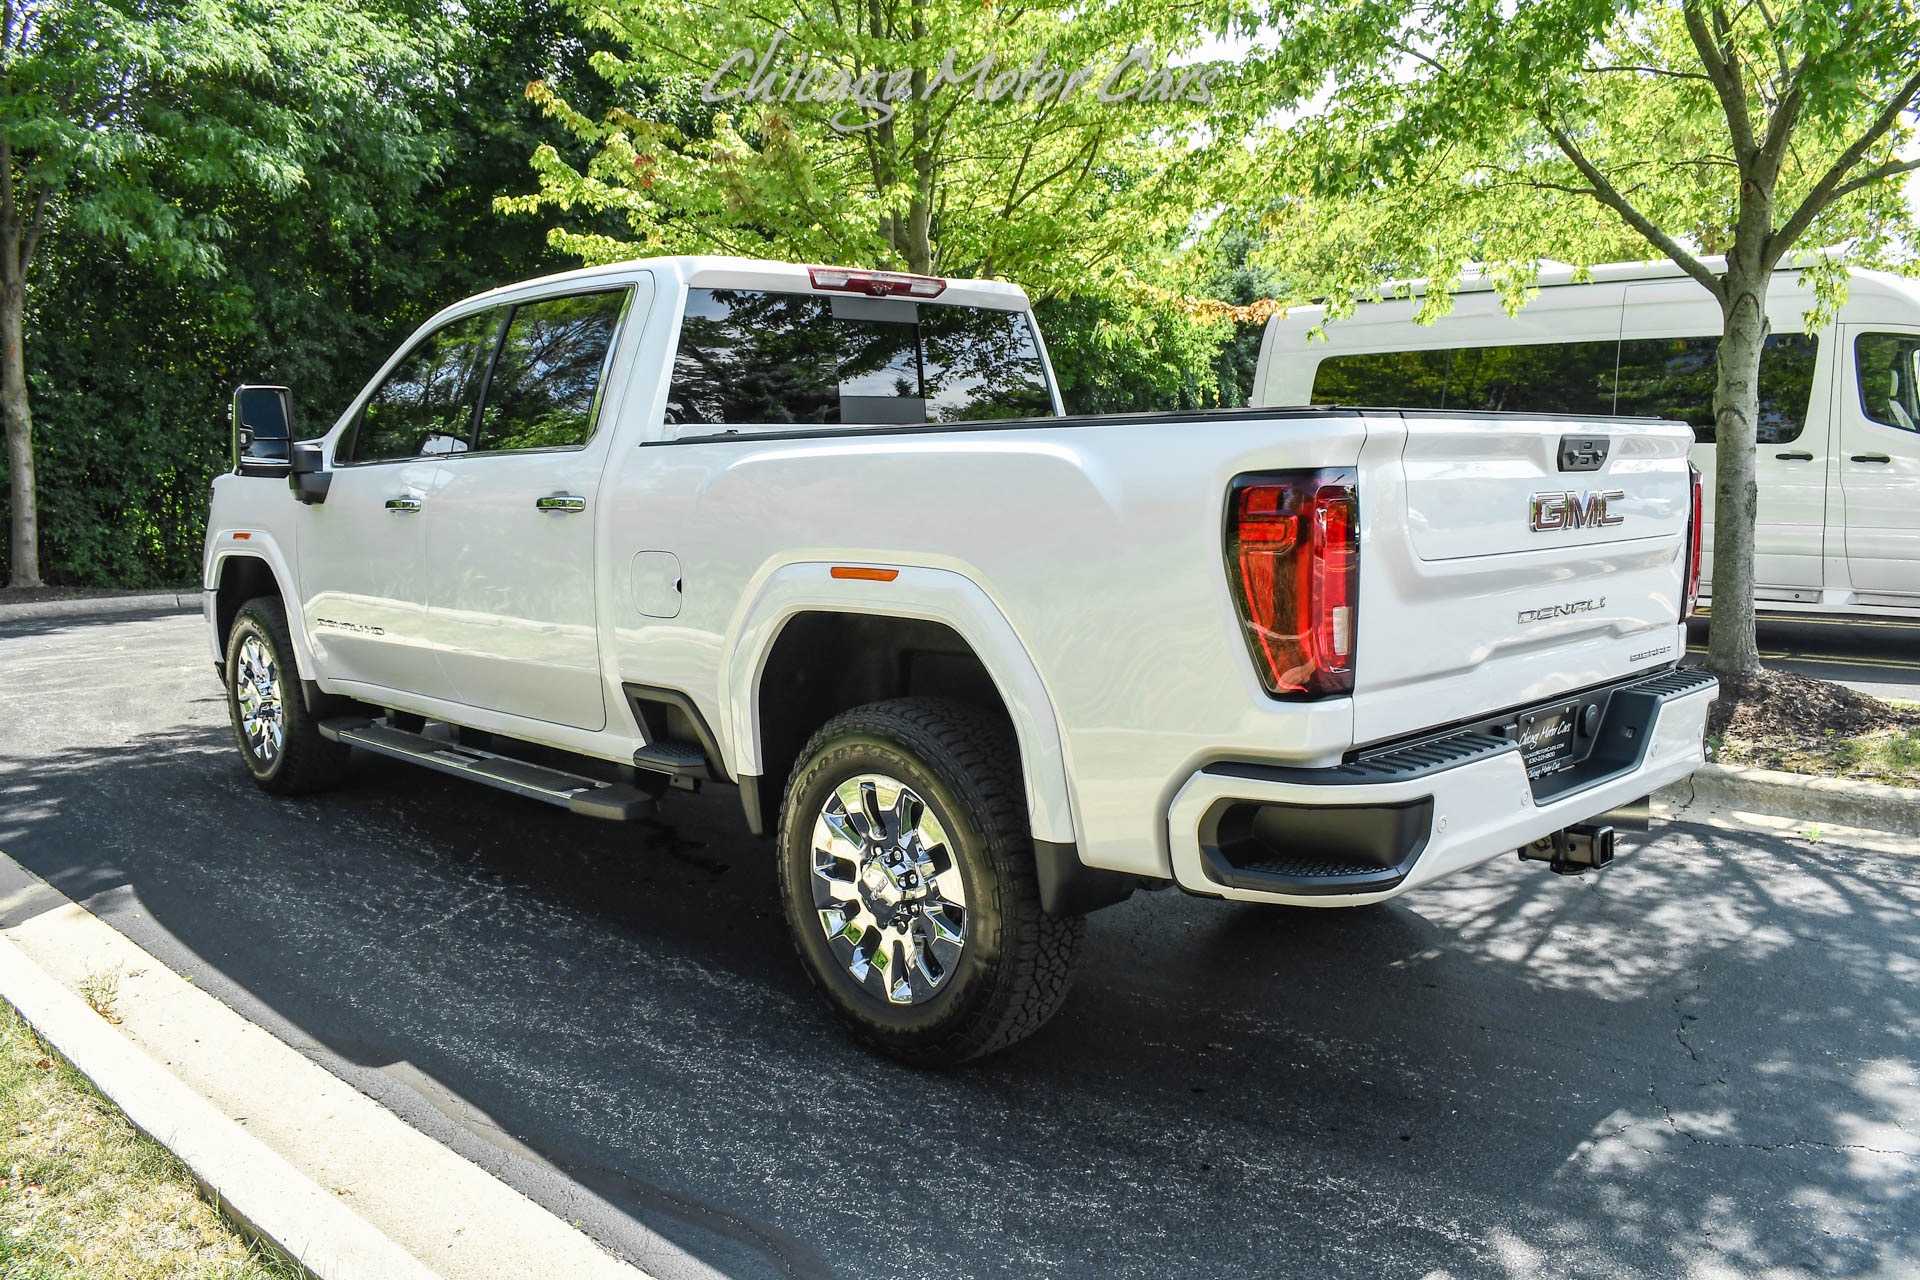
[2,611,1915,1279]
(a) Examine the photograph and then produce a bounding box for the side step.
[318,719,655,821]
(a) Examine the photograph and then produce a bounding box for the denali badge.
[1530,489,1625,532]
[1518,597,1606,624]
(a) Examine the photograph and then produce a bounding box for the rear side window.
[1311,333,1819,444]
[1308,349,1449,409]
[342,310,499,464]
[476,290,628,452]
[1614,333,1817,444]
[1855,332,1920,433]
[667,288,1053,428]
[1309,341,1617,415]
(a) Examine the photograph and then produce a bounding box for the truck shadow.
[1,725,1914,1279]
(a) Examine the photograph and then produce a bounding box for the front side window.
[342,310,499,464]
[475,290,628,452]
[666,288,1053,428]
[1856,332,1920,433]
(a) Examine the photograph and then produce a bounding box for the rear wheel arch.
[730,591,1076,850]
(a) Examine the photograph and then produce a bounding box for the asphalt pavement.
[1,610,1916,1279]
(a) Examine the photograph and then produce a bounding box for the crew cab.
[205,256,1717,1064]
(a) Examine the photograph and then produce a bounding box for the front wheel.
[776,698,1084,1066]
[224,595,351,795]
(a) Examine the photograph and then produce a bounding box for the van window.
[1311,332,1818,444]
[1855,332,1920,433]
[1309,341,1617,415]
[475,290,627,452]
[1614,333,1817,444]
[342,310,499,464]
[1309,349,1449,408]
[666,288,1053,428]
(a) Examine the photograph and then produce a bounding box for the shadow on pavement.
[1,721,1915,1278]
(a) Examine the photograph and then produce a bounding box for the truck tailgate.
[1352,411,1696,746]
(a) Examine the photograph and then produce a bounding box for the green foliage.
[500,0,1232,295]
[0,0,619,586]
[1232,0,1920,323]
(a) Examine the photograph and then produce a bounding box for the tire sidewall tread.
[776,697,1083,1067]
[224,595,350,796]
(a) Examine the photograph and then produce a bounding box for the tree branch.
[1683,2,1757,160]
[1540,115,1725,302]
[1769,68,1920,262]
[1580,63,1713,83]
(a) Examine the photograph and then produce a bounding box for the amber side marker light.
[831,566,900,582]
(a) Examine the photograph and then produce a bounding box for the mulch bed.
[1706,666,1920,742]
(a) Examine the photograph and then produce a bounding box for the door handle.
[1774,451,1814,461]
[385,496,423,513]
[1850,453,1892,464]
[536,494,587,514]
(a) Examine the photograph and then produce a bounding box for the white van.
[1253,258,1920,618]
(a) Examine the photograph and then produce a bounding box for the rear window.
[1310,333,1818,444]
[666,288,1053,428]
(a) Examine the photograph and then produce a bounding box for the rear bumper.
[1166,667,1718,906]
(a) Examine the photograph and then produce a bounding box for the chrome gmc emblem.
[1530,489,1625,532]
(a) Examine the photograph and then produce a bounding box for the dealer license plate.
[1514,703,1580,779]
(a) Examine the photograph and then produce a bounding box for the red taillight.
[1684,462,1704,618]
[807,266,947,298]
[1227,471,1359,698]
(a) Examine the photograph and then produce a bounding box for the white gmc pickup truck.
[204,256,1717,1064]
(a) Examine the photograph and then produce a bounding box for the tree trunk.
[1,274,39,589]
[1703,263,1767,678]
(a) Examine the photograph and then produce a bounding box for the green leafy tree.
[0,0,436,588]
[500,0,1230,295]
[1235,0,1920,678]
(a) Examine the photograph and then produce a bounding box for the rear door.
[1619,279,1829,598]
[427,284,641,731]
[1837,326,1920,601]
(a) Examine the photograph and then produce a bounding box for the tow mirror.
[289,440,331,505]
[232,385,293,477]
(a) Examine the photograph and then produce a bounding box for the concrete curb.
[0,934,440,1280]
[0,591,199,622]
[1657,762,1920,837]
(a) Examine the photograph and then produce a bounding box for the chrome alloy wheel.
[810,774,967,1006]
[234,635,285,763]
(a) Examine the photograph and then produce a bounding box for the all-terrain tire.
[776,697,1084,1066]
[224,595,351,795]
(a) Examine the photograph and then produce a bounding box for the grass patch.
[0,1005,300,1279]
[1716,724,1920,788]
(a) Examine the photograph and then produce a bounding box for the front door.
[297,308,499,700]
[1837,326,1920,601]
[428,286,639,731]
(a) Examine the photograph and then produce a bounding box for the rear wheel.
[224,596,351,795]
[776,698,1083,1066]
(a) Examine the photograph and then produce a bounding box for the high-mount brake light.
[1684,461,1704,618]
[807,266,947,298]
[1226,470,1359,699]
